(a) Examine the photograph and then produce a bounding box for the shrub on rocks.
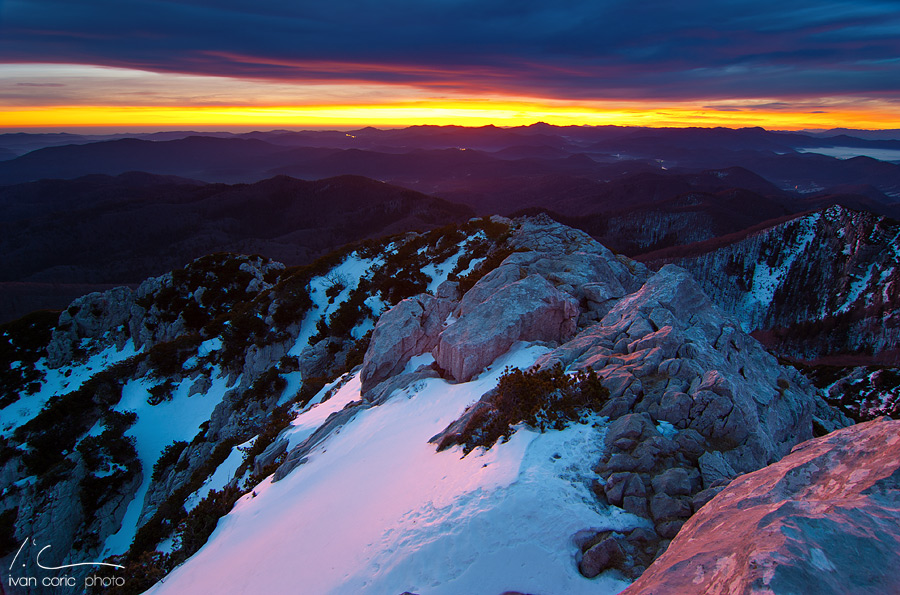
[434,365,609,453]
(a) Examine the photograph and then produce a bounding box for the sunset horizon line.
[3,103,899,134]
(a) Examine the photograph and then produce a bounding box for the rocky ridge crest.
[350,214,849,579]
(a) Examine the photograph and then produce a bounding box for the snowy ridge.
[740,211,820,329]
[0,217,516,593]
[0,215,852,594]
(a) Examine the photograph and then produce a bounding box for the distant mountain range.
[2,125,900,202]
[0,173,472,322]
[2,123,899,334]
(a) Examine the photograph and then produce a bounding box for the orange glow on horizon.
[2,100,899,131]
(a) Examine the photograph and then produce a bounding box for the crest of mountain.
[644,204,900,364]
[623,417,900,595]
[0,173,473,323]
[528,186,792,256]
[588,126,806,154]
[0,215,852,594]
[0,136,296,185]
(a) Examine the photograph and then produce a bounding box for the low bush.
[147,381,175,405]
[440,365,609,454]
[16,357,138,476]
[146,334,203,379]
[151,440,189,483]
[0,310,57,407]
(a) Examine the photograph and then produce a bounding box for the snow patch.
[102,367,235,556]
[185,437,257,512]
[1,341,139,437]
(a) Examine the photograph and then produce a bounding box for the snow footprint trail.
[146,343,637,595]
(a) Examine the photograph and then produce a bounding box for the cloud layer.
[2,0,899,102]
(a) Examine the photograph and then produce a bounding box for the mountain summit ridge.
[0,215,869,594]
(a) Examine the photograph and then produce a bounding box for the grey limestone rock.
[651,467,693,497]
[580,537,625,579]
[539,264,845,480]
[433,274,578,382]
[360,293,455,397]
[47,286,135,367]
[274,401,371,481]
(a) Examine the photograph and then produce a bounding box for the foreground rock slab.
[623,417,900,595]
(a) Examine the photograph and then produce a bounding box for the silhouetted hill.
[0,173,473,322]
[0,136,293,184]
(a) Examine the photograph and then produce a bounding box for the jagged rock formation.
[361,214,648,396]
[647,205,900,362]
[360,291,455,394]
[46,255,285,367]
[353,214,849,580]
[623,417,900,595]
[536,264,840,478]
[434,272,579,382]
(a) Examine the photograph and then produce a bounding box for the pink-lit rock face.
[433,274,579,382]
[623,417,900,595]
[360,292,455,396]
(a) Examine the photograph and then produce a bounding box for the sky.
[1,0,900,130]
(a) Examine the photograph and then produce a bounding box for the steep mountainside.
[0,216,848,594]
[645,205,900,363]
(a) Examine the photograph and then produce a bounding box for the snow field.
[146,343,639,595]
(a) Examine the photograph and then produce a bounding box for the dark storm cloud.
[1,0,899,99]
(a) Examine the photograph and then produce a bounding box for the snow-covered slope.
[0,219,515,592]
[147,345,635,595]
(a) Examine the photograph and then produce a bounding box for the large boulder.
[433,274,579,382]
[360,293,455,397]
[624,417,900,595]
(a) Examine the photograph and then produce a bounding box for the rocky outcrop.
[360,215,652,392]
[46,254,287,368]
[274,401,371,481]
[520,264,849,578]
[649,205,900,362]
[624,417,900,595]
[538,265,843,482]
[360,292,455,396]
[434,274,579,382]
[1,453,141,594]
[46,286,135,367]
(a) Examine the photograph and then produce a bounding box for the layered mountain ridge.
[1,123,898,594]
[646,204,900,363]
